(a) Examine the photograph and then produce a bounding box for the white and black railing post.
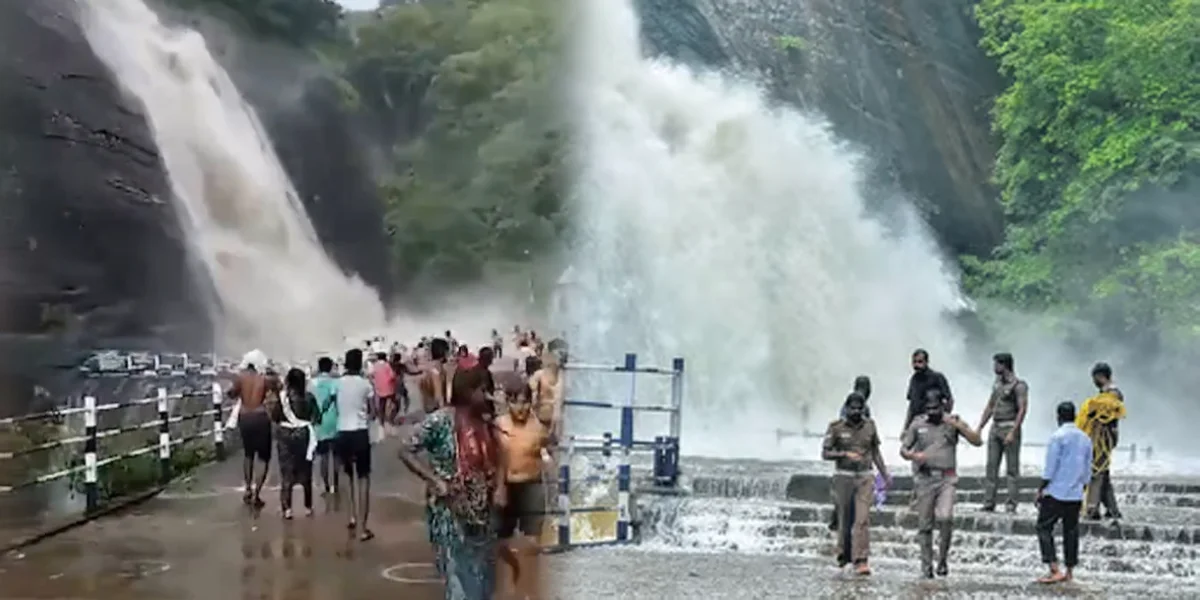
[157,387,171,485]
[84,394,99,513]
[211,382,225,461]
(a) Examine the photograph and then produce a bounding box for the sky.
[336,0,379,10]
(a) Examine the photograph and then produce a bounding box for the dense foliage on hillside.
[347,0,567,287]
[169,0,344,46]
[970,0,1200,348]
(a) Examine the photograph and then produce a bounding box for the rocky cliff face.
[637,0,1004,255]
[0,1,213,382]
[0,0,393,408]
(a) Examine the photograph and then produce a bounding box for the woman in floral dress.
[400,367,505,600]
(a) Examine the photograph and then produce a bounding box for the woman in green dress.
[401,366,504,599]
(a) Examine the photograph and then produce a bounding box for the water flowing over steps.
[634,461,1200,582]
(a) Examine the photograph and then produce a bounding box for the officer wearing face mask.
[901,389,983,579]
[823,392,891,576]
[832,376,874,531]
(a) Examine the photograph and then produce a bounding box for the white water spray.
[562,0,992,457]
[76,0,385,359]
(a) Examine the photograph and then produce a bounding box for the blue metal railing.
[550,353,685,549]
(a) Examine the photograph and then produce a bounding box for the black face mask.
[846,410,864,423]
[926,411,943,424]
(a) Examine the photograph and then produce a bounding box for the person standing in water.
[1080,362,1125,521]
[273,368,320,519]
[904,349,954,430]
[311,357,340,502]
[1035,401,1092,584]
[495,375,555,597]
[901,389,983,579]
[335,348,376,540]
[830,376,873,532]
[400,367,504,599]
[822,392,890,575]
[227,350,280,511]
[977,352,1029,513]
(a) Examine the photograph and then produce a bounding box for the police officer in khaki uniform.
[901,389,983,578]
[822,392,891,575]
[977,352,1029,512]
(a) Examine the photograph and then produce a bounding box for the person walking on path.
[822,391,890,575]
[272,368,320,519]
[311,357,340,503]
[335,348,377,540]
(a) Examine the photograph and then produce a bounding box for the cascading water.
[75,0,385,359]
[560,0,992,458]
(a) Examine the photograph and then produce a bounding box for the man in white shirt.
[335,348,376,541]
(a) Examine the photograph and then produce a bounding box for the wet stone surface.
[548,547,1200,599]
[4,447,1200,599]
[0,438,442,599]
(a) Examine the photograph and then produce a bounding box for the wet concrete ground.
[5,439,1197,599]
[0,438,443,599]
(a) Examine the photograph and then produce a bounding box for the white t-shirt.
[336,374,373,432]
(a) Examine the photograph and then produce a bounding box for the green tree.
[348,0,567,287]
[970,0,1200,340]
[174,0,345,46]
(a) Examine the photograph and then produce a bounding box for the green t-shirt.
[312,374,339,441]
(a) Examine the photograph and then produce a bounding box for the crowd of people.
[821,348,1127,583]
[223,325,565,599]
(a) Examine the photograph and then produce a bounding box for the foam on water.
[561,0,994,458]
[76,0,386,359]
[637,469,1200,580]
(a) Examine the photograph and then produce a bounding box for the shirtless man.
[496,376,555,598]
[418,338,450,414]
[529,346,566,432]
[227,351,281,510]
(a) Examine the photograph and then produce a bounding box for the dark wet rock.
[636,0,731,67]
[0,0,213,408]
[638,0,1005,256]
[0,0,395,412]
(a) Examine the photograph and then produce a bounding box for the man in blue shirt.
[1035,401,1093,584]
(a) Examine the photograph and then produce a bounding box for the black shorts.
[498,480,547,538]
[335,429,372,478]
[315,439,336,456]
[238,410,272,462]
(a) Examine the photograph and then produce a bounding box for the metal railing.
[1,363,230,514]
[549,353,685,549]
